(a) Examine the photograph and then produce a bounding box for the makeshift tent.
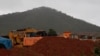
[63,32,71,38]
[0,36,12,49]
[23,37,42,46]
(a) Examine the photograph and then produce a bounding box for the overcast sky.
[0,0,100,26]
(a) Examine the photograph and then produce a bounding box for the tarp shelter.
[23,37,42,46]
[0,36,12,49]
[63,32,71,38]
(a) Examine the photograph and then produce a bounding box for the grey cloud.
[0,0,23,11]
[67,0,100,4]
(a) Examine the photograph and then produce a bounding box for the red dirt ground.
[0,37,95,56]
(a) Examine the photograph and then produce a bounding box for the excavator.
[8,28,38,46]
[8,28,47,47]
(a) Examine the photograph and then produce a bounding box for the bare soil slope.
[0,37,95,56]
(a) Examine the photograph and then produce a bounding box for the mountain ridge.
[0,6,100,35]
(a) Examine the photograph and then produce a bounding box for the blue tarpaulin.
[0,36,12,49]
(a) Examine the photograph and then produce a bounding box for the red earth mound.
[0,37,95,56]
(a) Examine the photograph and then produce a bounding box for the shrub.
[94,47,100,56]
[47,29,57,36]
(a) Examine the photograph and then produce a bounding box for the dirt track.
[0,37,95,56]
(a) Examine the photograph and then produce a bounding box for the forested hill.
[0,6,100,35]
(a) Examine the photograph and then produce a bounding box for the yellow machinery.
[8,28,38,46]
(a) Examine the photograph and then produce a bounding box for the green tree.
[48,29,57,36]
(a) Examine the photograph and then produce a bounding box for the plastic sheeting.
[0,37,12,49]
[23,37,42,46]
